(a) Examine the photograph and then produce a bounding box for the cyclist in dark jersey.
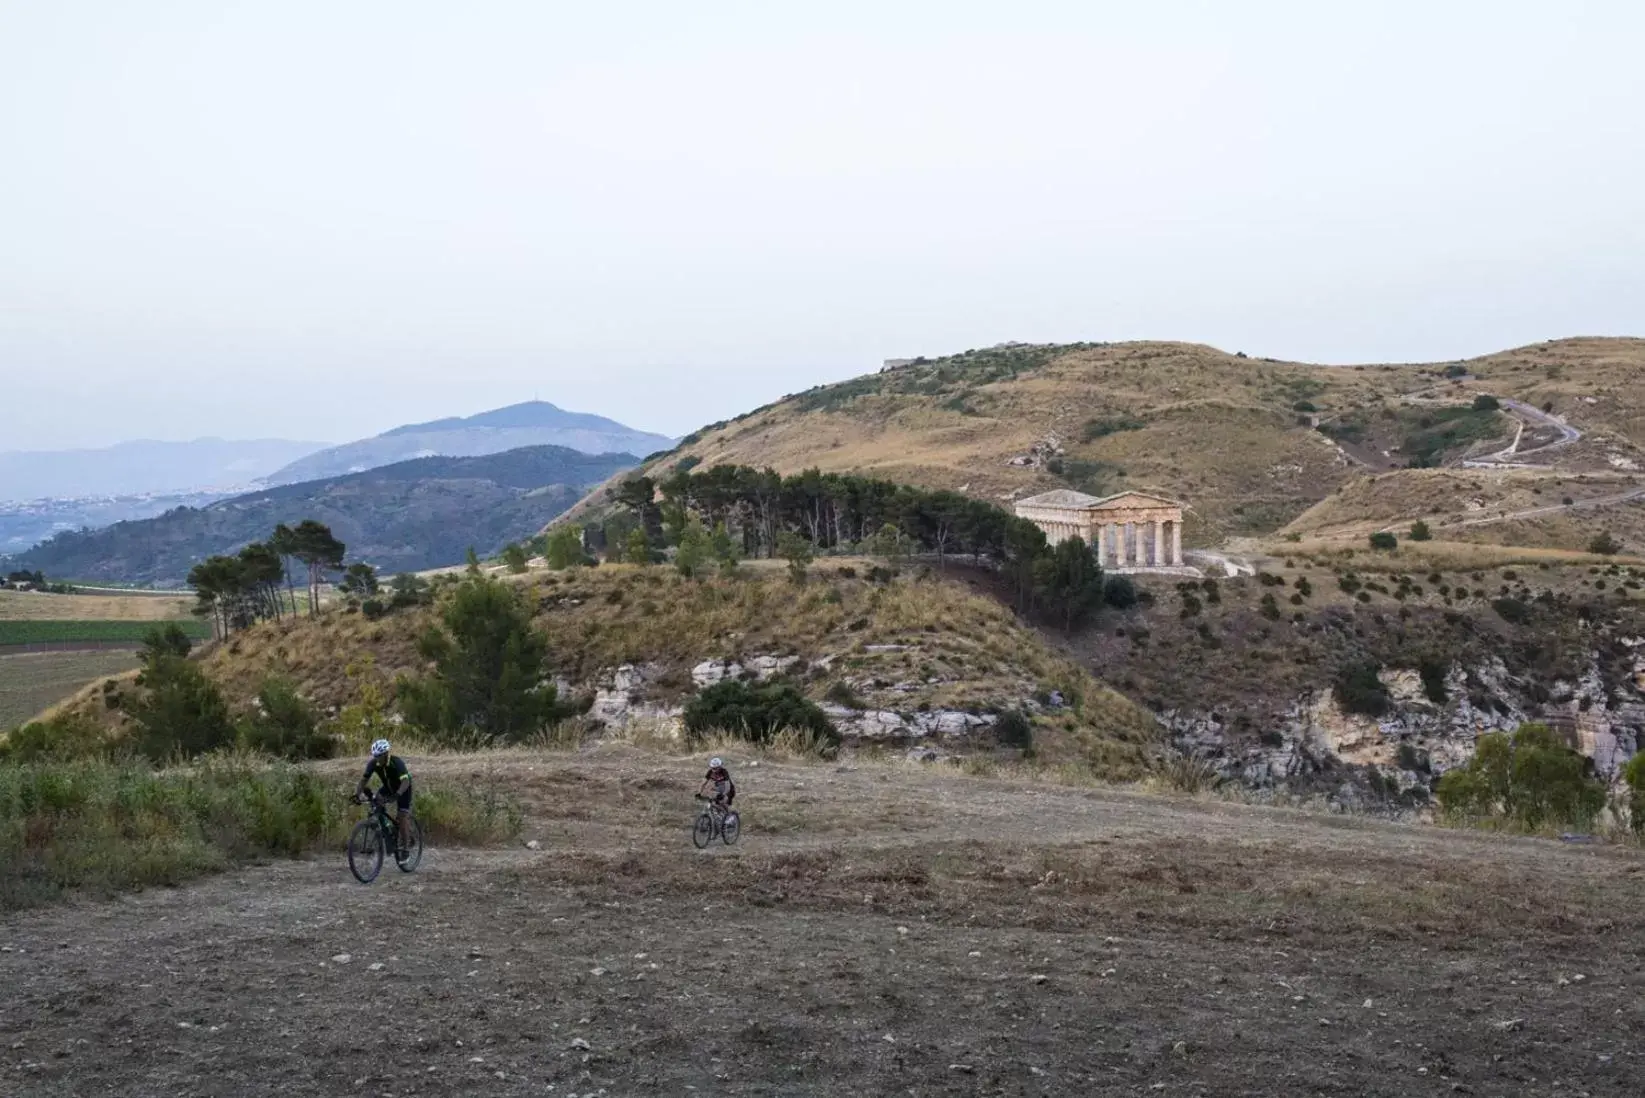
[355,738,414,856]
[700,757,735,811]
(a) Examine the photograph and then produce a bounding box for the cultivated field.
[0,589,193,621]
[0,650,139,729]
[4,744,1642,1096]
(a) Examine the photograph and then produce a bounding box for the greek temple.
[1013,489,1186,570]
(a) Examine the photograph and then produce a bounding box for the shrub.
[139,623,194,665]
[994,709,1033,749]
[683,681,838,749]
[1589,532,1622,556]
[239,677,334,761]
[1417,659,1450,705]
[822,680,865,709]
[778,531,814,584]
[1368,532,1398,552]
[360,598,387,620]
[1436,724,1605,831]
[1624,753,1645,837]
[1102,575,1139,609]
[0,714,106,763]
[1334,662,1391,718]
[121,656,236,762]
[501,542,530,574]
[1491,597,1531,624]
[396,575,572,744]
[389,572,432,609]
[1472,394,1500,411]
[1409,520,1433,542]
[1259,593,1282,620]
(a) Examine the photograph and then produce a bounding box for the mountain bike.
[692,793,740,848]
[348,792,424,883]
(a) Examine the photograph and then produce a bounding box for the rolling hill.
[264,400,674,486]
[572,337,1645,555]
[11,445,638,584]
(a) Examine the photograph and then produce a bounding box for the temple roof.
[1016,489,1182,512]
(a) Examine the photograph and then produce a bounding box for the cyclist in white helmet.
[699,756,735,813]
[355,738,415,856]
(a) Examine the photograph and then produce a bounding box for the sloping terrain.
[13,446,637,584]
[266,401,674,485]
[576,338,1645,553]
[37,563,1157,773]
[4,744,1643,1096]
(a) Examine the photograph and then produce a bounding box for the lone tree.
[501,542,530,574]
[397,574,570,743]
[291,520,346,615]
[1368,531,1398,552]
[1409,520,1433,542]
[1033,536,1106,632]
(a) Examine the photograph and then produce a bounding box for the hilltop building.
[1014,489,1188,572]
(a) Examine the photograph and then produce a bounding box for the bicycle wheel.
[692,812,714,849]
[395,816,425,873]
[348,819,384,884]
[721,811,740,846]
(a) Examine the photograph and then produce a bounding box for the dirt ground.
[4,745,1644,1097]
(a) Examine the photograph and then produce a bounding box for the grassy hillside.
[41,563,1160,775]
[571,337,1645,553]
[16,445,638,584]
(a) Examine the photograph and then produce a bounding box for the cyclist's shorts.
[395,789,413,813]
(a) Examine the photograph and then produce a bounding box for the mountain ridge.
[266,400,674,486]
[11,444,638,584]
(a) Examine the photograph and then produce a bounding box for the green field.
[0,649,141,728]
[0,619,211,646]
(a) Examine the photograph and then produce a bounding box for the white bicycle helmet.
[370,738,391,758]
[709,757,723,768]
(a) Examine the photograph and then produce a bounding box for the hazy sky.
[3,1,1642,451]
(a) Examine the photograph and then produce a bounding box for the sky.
[2,0,1642,451]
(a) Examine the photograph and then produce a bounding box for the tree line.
[186,519,378,637]
[601,464,1135,629]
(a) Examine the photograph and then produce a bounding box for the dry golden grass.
[48,565,1160,774]
[0,589,193,621]
[564,336,1645,552]
[1259,537,1645,573]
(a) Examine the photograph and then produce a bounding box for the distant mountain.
[0,438,327,503]
[11,445,638,585]
[263,401,674,486]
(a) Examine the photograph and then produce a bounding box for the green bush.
[1102,575,1139,609]
[396,575,573,744]
[994,709,1033,749]
[0,714,107,763]
[1409,520,1433,542]
[239,677,335,761]
[1623,753,1645,837]
[1417,659,1450,705]
[1589,532,1622,556]
[1259,593,1282,620]
[1368,532,1398,552]
[1436,723,1605,832]
[1334,662,1391,718]
[683,681,838,748]
[0,755,523,910]
[1491,596,1531,624]
[1471,394,1500,411]
[121,655,236,762]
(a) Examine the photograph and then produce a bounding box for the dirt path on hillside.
[5,748,1645,1097]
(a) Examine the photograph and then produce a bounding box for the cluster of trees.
[1,569,71,593]
[186,520,358,637]
[596,464,1134,628]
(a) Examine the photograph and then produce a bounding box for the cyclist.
[699,756,736,815]
[355,738,414,856]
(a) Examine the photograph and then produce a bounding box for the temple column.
[1172,521,1183,566]
[1116,523,1130,567]
[1152,520,1163,566]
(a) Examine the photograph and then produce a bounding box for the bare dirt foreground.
[5,746,1645,1097]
